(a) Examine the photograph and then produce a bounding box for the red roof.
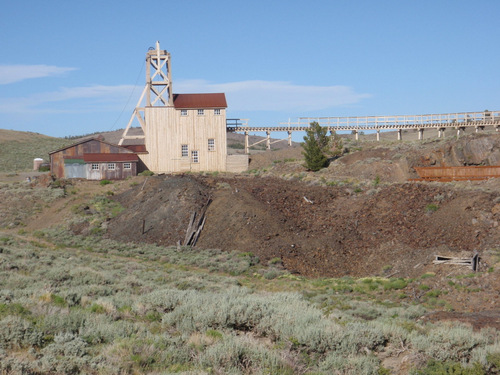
[83,153,139,163]
[173,93,227,109]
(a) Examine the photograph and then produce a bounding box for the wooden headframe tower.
[146,41,173,107]
[118,41,173,145]
[118,42,248,173]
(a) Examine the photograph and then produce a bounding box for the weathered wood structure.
[414,166,500,181]
[49,138,138,180]
[228,111,500,153]
[119,42,248,173]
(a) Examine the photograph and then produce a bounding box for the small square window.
[191,150,199,163]
[181,109,188,116]
[123,163,131,170]
[181,144,188,157]
[91,163,99,170]
[107,163,115,170]
[214,109,221,115]
[197,109,204,116]
[208,138,215,151]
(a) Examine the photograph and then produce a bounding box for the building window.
[214,109,221,115]
[208,138,215,151]
[197,109,204,116]
[191,150,199,163]
[181,144,188,157]
[107,163,115,170]
[181,109,188,116]
[123,163,131,170]
[91,163,99,170]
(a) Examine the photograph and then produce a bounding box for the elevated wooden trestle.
[227,110,500,154]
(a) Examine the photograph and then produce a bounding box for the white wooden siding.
[141,107,228,173]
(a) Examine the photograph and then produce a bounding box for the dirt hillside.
[106,134,500,279]
[106,174,499,279]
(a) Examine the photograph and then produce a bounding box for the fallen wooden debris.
[183,197,212,247]
[141,176,149,191]
[303,196,314,204]
[433,253,479,271]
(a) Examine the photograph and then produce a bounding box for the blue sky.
[1,0,499,138]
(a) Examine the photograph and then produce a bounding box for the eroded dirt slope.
[106,175,500,279]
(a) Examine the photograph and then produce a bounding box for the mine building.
[49,138,138,180]
[119,42,248,173]
[49,42,247,180]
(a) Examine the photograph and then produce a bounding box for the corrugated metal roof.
[173,93,227,109]
[83,153,139,162]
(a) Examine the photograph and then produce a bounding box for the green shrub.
[413,359,485,375]
[138,170,154,176]
[425,204,439,212]
[410,323,489,363]
[263,269,281,280]
[383,278,408,290]
[320,352,380,374]
[99,179,112,186]
[206,329,223,340]
[43,332,88,357]
[0,303,31,319]
[0,316,44,349]
[50,294,67,307]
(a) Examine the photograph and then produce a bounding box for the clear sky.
[1,0,499,138]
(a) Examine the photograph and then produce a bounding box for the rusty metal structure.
[414,166,500,181]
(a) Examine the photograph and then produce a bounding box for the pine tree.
[302,122,329,171]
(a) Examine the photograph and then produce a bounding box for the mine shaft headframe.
[146,41,173,107]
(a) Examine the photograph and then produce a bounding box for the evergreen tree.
[302,122,329,171]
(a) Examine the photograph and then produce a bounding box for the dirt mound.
[106,175,499,279]
[106,176,211,246]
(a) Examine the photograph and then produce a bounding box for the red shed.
[49,138,138,180]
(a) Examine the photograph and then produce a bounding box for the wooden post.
[472,253,479,272]
[418,129,424,140]
[244,131,249,154]
[142,219,145,235]
[266,131,271,150]
[397,129,402,141]
[376,129,380,141]
[288,131,292,147]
